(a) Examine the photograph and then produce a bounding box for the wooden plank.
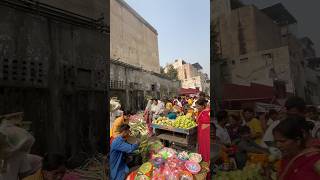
[0,112,24,125]
[157,134,188,145]
[0,112,24,120]
[151,124,197,135]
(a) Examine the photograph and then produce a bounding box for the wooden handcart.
[151,124,197,151]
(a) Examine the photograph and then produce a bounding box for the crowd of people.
[109,92,211,180]
[143,92,210,134]
[213,96,320,179]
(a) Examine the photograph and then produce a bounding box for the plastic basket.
[194,161,209,180]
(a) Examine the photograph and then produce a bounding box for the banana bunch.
[138,136,150,163]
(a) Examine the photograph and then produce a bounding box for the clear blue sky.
[124,0,210,75]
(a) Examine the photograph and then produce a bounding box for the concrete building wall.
[181,75,209,94]
[171,59,184,69]
[254,7,282,51]
[229,46,294,93]
[305,68,320,104]
[212,0,231,20]
[287,36,307,99]
[177,66,186,80]
[300,38,316,59]
[186,64,200,79]
[217,4,308,98]
[166,59,199,80]
[38,0,108,22]
[110,63,179,91]
[165,59,208,93]
[110,0,160,73]
[0,1,108,157]
[182,76,201,91]
[110,61,180,111]
[219,5,282,59]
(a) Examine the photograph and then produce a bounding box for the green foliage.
[160,65,178,80]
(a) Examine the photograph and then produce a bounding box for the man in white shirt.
[215,110,231,145]
[305,106,320,138]
[110,98,122,129]
[262,109,280,148]
[176,97,183,108]
[157,99,165,115]
[151,99,163,120]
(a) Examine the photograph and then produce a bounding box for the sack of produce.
[189,153,202,163]
[149,140,163,153]
[135,175,150,180]
[178,151,189,161]
[110,98,121,112]
[138,162,153,177]
[0,121,35,156]
[159,148,177,159]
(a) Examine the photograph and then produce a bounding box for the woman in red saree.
[196,98,210,163]
[273,116,320,180]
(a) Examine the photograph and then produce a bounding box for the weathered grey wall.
[215,4,307,99]
[219,5,282,59]
[0,1,108,157]
[110,61,180,111]
[110,0,160,73]
[39,0,108,22]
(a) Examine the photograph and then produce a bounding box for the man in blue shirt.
[110,124,139,180]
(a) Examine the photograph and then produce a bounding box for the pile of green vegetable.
[214,164,266,180]
[134,136,163,163]
[129,121,148,137]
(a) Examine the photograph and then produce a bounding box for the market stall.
[126,111,209,179]
[127,143,209,180]
[152,115,197,150]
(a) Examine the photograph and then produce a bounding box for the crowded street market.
[109,93,211,180]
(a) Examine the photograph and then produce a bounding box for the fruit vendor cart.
[151,124,197,151]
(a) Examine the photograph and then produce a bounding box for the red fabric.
[110,136,114,144]
[307,138,320,148]
[222,83,275,101]
[279,152,320,180]
[197,108,210,163]
[179,88,199,95]
[144,110,153,136]
[62,172,81,180]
